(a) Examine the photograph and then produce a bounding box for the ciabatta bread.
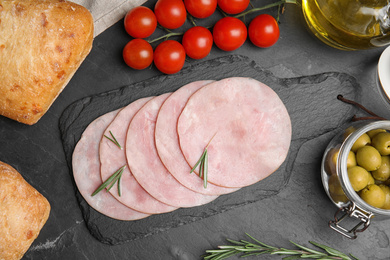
[0,161,51,260]
[0,0,94,125]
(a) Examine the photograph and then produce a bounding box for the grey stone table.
[2,1,389,259]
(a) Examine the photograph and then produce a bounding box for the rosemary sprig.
[104,130,122,149]
[190,134,216,188]
[91,165,126,197]
[203,233,359,260]
[190,149,208,188]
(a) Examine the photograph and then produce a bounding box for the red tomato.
[123,39,153,70]
[154,0,187,29]
[182,26,213,59]
[184,0,217,18]
[154,40,186,74]
[124,6,157,38]
[213,17,247,51]
[217,0,249,14]
[248,14,280,48]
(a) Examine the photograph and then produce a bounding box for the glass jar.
[321,120,390,239]
[300,0,390,50]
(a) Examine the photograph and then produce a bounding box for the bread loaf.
[0,0,94,125]
[0,161,51,260]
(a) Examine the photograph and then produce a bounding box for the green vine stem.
[148,31,183,44]
[234,0,296,19]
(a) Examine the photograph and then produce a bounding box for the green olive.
[343,126,356,140]
[359,184,386,208]
[367,172,375,186]
[347,166,369,191]
[379,185,390,209]
[330,192,349,204]
[346,151,357,168]
[372,156,390,182]
[356,146,382,171]
[330,149,356,170]
[328,174,344,196]
[372,132,390,155]
[351,133,371,152]
[325,148,339,175]
[367,129,387,139]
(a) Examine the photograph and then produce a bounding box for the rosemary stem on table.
[203,233,359,260]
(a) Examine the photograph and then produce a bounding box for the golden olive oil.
[301,0,390,50]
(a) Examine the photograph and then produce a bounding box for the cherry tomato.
[248,14,280,48]
[213,17,247,51]
[217,0,249,14]
[182,26,213,59]
[154,40,186,74]
[184,0,217,18]
[123,39,153,70]
[124,6,157,38]
[154,0,187,29]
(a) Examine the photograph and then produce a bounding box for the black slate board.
[59,55,361,245]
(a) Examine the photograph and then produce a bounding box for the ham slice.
[100,97,177,214]
[155,80,239,195]
[126,93,218,207]
[177,77,292,188]
[72,110,150,221]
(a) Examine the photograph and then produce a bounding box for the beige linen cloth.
[72,0,147,37]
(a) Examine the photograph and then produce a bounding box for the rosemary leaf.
[190,133,217,188]
[205,249,232,254]
[104,130,122,149]
[310,241,351,259]
[106,170,122,192]
[91,165,126,196]
[199,154,205,178]
[282,256,302,260]
[217,246,242,250]
[91,170,120,196]
[190,151,206,173]
[191,150,208,188]
[299,254,329,258]
[226,239,247,246]
[290,241,327,255]
[117,167,124,196]
[245,233,278,249]
[270,250,302,255]
[205,249,240,260]
[203,149,208,188]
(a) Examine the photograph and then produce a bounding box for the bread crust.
[0,0,94,125]
[0,161,51,260]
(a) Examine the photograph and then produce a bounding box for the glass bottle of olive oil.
[300,0,390,50]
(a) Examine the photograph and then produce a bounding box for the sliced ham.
[100,97,177,214]
[72,110,150,221]
[177,77,292,188]
[126,93,218,207]
[72,77,293,220]
[155,80,239,195]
